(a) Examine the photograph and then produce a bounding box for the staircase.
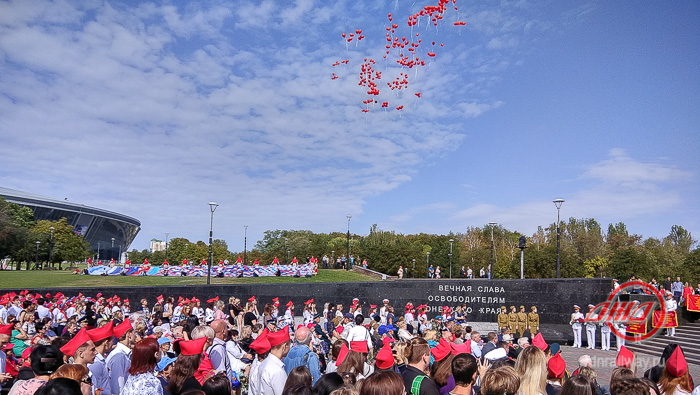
[626,322,700,366]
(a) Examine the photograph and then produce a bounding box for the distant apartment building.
[150,239,166,252]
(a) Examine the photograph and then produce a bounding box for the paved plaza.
[559,345,700,386]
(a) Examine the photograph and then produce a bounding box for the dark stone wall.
[5,278,611,340]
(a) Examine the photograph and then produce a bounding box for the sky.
[1,0,698,252]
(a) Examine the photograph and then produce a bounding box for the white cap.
[574,305,580,309]
[588,304,595,308]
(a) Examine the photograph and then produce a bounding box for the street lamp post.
[244,226,248,266]
[35,241,40,270]
[49,226,55,269]
[111,237,115,262]
[488,222,497,279]
[331,250,334,269]
[165,233,169,263]
[449,238,454,279]
[553,199,565,279]
[346,215,352,271]
[285,238,289,265]
[412,258,416,278]
[207,202,219,285]
[518,236,527,279]
[426,251,430,279]
[97,242,100,263]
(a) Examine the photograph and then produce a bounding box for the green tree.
[26,219,90,268]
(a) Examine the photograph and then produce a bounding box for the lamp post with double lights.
[207,202,219,285]
[244,225,248,265]
[488,222,497,279]
[35,241,40,270]
[553,199,565,278]
[426,251,430,279]
[49,226,55,269]
[449,238,454,279]
[346,215,351,270]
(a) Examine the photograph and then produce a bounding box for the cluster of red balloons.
[332,0,466,113]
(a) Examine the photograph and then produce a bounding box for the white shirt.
[344,324,373,351]
[88,352,111,395]
[258,354,287,395]
[249,357,262,395]
[0,350,6,374]
[571,312,584,328]
[666,298,678,312]
[37,305,52,321]
[106,342,132,395]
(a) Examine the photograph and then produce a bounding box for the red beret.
[249,331,271,354]
[451,342,470,355]
[0,324,13,336]
[375,343,394,370]
[179,337,207,356]
[431,338,451,362]
[532,333,547,350]
[60,328,92,357]
[667,346,688,377]
[268,327,290,347]
[547,353,566,379]
[616,345,634,368]
[113,319,133,339]
[87,321,114,342]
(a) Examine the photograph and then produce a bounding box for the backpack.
[410,375,427,395]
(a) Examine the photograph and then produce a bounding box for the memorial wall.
[6,277,612,342]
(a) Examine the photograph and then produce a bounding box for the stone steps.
[626,322,700,366]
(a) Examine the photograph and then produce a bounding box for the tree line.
[0,198,91,269]
[1,197,698,282]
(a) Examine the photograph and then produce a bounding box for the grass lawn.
[0,268,377,289]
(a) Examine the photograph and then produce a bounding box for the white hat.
[588,304,595,308]
[382,299,389,303]
[574,305,580,309]
[502,334,513,341]
[484,348,507,361]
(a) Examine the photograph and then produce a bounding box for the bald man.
[208,320,234,380]
[283,326,321,385]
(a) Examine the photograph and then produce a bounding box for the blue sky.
[1,0,698,251]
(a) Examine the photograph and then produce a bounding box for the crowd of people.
[0,290,698,395]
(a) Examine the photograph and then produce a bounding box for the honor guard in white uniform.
[665,291,677,337]
[585,304,597,349]
[570,305,584,348]
[600,321,612,351]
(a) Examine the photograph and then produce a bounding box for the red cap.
[250,331,271,354]
[267,327,290,347]
[451,341,470,355]
[179,337,207,356]
[616,345,634,368]
[532,333,547,350]
[667,347,688,377]
[207,297,219,303]
[548,353,566,379]
[113,319,133,339]
[87,321,114,342]
[0,324,13,336]
[431,338,451,362]
[382,336,394,345]
[335,326,344,335]
[375,343,394,370]
[96,293,103,298]
[350,341,368,353]
[272,297,279,302]
[370,305,377,309]
[248,296,256,303]
[60,328,92,357]
[336,343,349,366]
[286,301,294,308]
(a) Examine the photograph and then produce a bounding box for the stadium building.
[0,187,140,261]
